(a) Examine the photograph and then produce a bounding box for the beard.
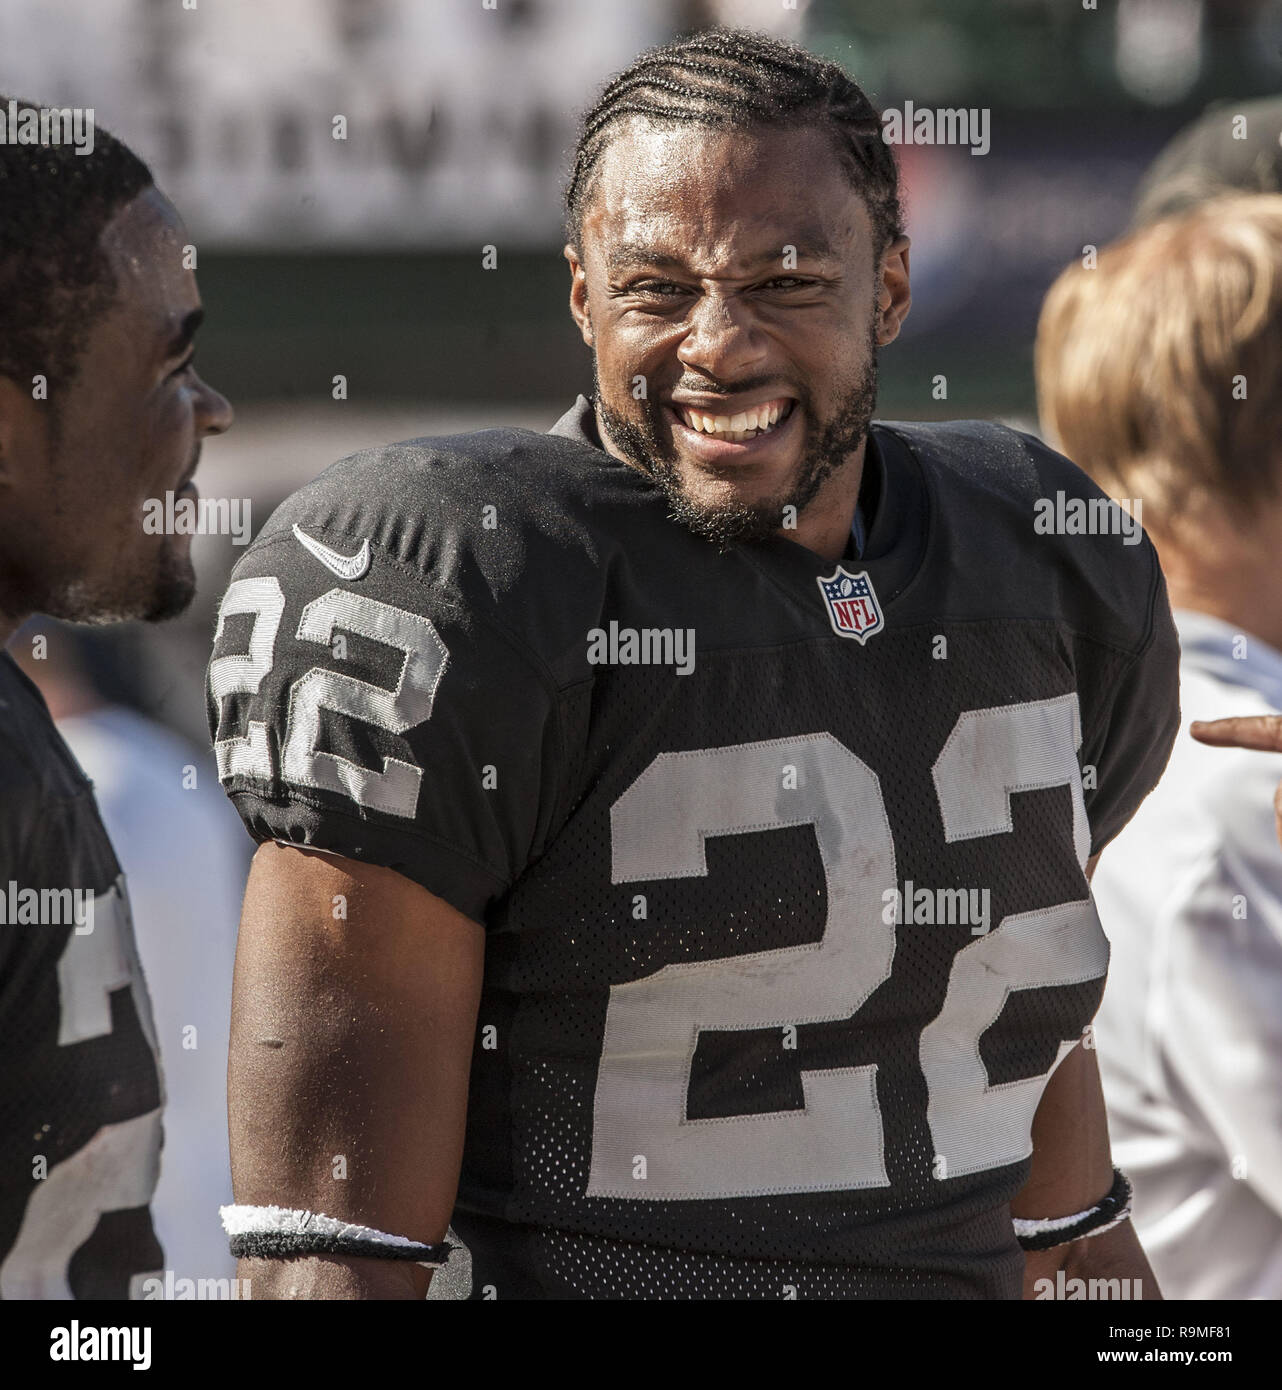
[131,537,198,623]
[8,533,197,627]
[592,318,880,550]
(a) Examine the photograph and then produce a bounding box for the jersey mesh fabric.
[457,625,1115,1298]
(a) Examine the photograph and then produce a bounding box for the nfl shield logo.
[816,565,884,644]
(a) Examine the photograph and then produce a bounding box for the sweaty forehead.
[584,119,870,274]
[98,187,199,339]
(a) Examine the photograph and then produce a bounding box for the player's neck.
[1166,582,1282,657]
[776,439,867,564]
[1155,514,1282,657]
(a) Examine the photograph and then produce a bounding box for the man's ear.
[564,244,594,348]
[876,235,911,347]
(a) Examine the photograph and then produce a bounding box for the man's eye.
[169,354,196,380]
[633,281,688,298]
[762,277,812,290]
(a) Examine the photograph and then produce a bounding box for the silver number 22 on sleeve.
[210,577,448,818]
[209,580,1107,1199]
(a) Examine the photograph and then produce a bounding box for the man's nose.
[197,377,234,436]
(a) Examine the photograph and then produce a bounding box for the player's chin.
[675,469,783,519]
[141,537,198,622]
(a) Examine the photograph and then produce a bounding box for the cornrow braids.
[564,27,904,261]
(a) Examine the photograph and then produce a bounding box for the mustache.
[665,377,797,402]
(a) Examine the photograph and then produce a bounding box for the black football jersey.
[208,396,1179,1299]
[0,652,164,1298]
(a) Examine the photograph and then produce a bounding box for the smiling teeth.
[678,399,790,440]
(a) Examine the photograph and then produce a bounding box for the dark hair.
[0,97,153,401]
[564,27,904,261]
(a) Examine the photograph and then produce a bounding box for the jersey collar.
[548,394,927,605]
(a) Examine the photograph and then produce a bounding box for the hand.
[1190,716,1282,848]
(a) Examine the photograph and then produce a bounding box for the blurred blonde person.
[1035,195,1282,1298]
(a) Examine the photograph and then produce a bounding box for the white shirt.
[1093,609,1282,1298]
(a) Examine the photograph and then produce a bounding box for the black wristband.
[230,1231,451,1263]
[1015,1167,1133,1253]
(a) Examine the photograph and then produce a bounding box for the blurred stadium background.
[1,0,1277,1282]
[3,0,1277,740]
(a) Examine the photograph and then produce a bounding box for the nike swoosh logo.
[292,524,371,580]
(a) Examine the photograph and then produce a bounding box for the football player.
[212,30,1178,1299]
[0,101,232,1295]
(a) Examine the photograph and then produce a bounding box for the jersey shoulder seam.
[240,526,572,698]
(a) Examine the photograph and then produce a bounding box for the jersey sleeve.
[1078,543,1181,857]
[206,524,568,924]
[996,426,1182,859]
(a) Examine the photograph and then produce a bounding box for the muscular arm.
[228,841,485,1299]
[1014,854,1160,1300]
